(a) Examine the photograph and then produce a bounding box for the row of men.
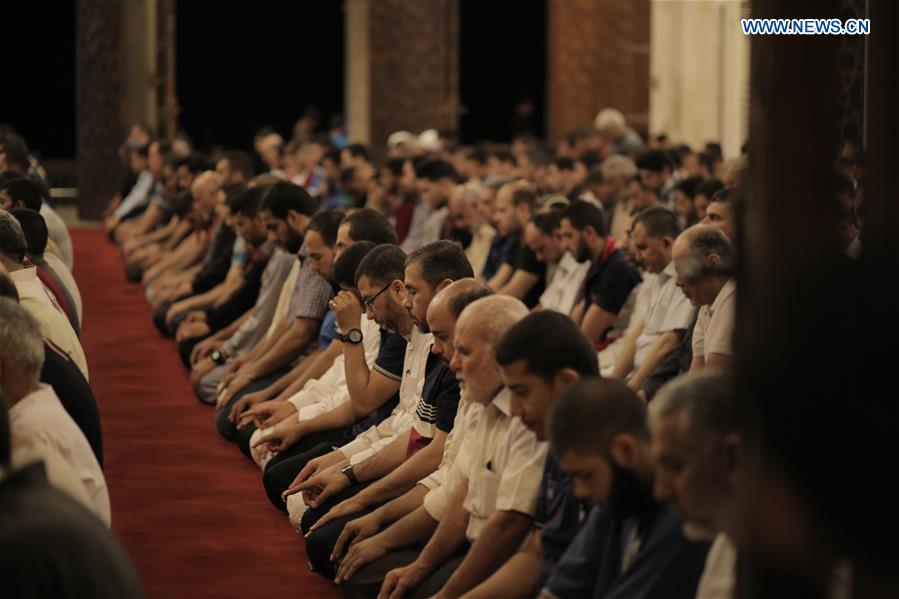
[109,146,742,598]
[0,129,140,594]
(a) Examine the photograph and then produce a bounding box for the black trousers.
[339,546,467,599]
[304,487,379,579]
[214,368,290,458]
[261,425,354,510]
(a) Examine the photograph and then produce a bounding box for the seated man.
[540,377,709,599]
[345,296,543,599]
[608,207,694,398]
[0,298,110,526]
[525,211,590,315]
[244,243,396,476]
[454,310,600,598]
[0,210,88,380]
[649,371,742,599]
[10,208,80,335]
[143,171,225,305]
[276,243,473,538]
[671,225,736,372]
[219,208,398,428]
[489,182,546,309]
[0,393,143,598]
[0,276,103,467]
[302,279,492,578]
[325,280,492,586]
[560,201,642,350]
[213,182,332,445]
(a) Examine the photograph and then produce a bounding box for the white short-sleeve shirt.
[539,252,590,315]
[339,327,434,465]
[633,261,693,369]
[692,279,737,363]
[9,384,110,526]
[439,389,548,542]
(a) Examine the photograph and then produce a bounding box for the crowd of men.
[0,105,863,597]
[0,130,143,595]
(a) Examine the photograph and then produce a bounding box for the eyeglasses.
[362,282,391,311]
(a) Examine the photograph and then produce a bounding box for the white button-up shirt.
[424,388,546,542]
[692,279,737,363]
[633,261,693,369]
[539,252,590,315]
[339,327,434,465]
[10,384,110,525]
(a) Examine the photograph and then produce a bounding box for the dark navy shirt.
[544,502,709,599]
[351,330,406,436]
[534,453,588,593]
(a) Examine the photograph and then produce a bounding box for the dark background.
[2,0,547,162]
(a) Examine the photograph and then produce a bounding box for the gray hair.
[459,295,529,347]
[689,226,734,267]
[0,210,27,264]
[600,154,638,181]
[0,297,45,379]
[649,370,736,440]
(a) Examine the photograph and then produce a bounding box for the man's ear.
[609,434,639,468]
[434,278,453,293]
[390,279,406,297]
[552,368,580,394]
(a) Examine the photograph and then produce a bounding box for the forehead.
[499,357,532,379]
[304,228,326,246]
[524,222,544,242]
[426,300,453,330]
[651,413,693,450]
[337,221,352,238]
[707,202,729,217]
[403,261,424,285]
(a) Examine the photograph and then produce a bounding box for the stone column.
[76,0,160,219]
[76,0,124,219]
[345,0,459,158]
[546,0,651,143]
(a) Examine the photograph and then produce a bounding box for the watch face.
[348,329,363,344]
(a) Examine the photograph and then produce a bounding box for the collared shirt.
[113,169,153,220]
[447,389,547,542]
[286,244,334,323]
[223,246,296,357]
[540,252,590,315]
[40,203,74,270]
[263,260,301,343]
[696,533,736,599]
[419,397,480,496]
[633,261,694,369]
[692,279,737,363]
[9,384,110,526]
[10,267,89,381]
[583,244,642,328]
[43,251,82,327]
[339,327,434,465]
[465,223,496,279]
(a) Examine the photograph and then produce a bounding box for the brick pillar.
[547,0,650,143]
[345,0,459,158]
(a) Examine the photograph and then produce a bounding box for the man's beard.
[285,230,304,254]
[577,239,591,263]
[608,460,656,518]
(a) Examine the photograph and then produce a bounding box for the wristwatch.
[210,349,227,364]
[340,464,359,486]
[337,328,363,345]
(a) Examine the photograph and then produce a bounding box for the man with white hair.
[349,295,546,599]
[446,183,496,278]
[649,370,741,599]
[672,225,736,372]
[0,298,110,526]
[594,108,645,157]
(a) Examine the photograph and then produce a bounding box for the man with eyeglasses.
[672,225,736,372]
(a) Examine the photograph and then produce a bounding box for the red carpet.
[72,228,337,599]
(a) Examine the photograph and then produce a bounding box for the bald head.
[427,279,493,364]
[673,224,733,263]
[673,224,733,306]
[191,171,225,218]
[457,295,529,347]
